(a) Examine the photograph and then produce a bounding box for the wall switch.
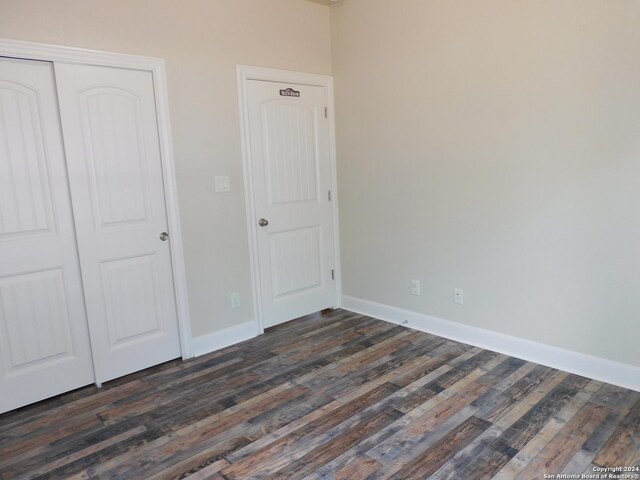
[230,292,240,309]
[454,288,464,305]
[410,280,421,296]
[215,176,231,193]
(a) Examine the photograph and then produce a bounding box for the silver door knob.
[258,218,269,227]
[159,232,169,241]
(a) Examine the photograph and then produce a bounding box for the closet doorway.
[0,40,191,414]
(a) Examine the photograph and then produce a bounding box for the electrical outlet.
[454,288,464,305]
[411,280,421,296]
[215,176,231,193]
[230,292,240,309]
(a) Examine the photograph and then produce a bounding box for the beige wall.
[331,0,640,367]
[0,0,331,337]
[1,0,638,369]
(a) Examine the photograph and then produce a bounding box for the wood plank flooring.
[1,309,638,479]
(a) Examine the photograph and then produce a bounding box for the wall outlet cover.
[230,292,241,309]
[215,175,231,193]
[454,288,464,305]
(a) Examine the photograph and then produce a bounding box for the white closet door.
[54,63,181,384]
[0,58,95,413]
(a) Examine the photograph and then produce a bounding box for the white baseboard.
[192,321,260,357]
[342,295,640,392]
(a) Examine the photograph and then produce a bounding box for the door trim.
[0,38,194,359]
[236,65,342,334]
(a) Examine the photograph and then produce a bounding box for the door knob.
[159,232,169,241]
[258,218,269,227]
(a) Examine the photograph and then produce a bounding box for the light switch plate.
[215,176,231,193]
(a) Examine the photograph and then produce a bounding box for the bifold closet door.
[54,64,181,384]
[0,58,95,413]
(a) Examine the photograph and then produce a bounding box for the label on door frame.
[279,88,300,97]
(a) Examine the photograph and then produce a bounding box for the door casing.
[236,65,342,334]
[0,38,194,367]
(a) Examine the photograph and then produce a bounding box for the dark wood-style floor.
[1,310,638,480]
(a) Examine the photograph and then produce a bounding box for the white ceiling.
[305,0,340,6]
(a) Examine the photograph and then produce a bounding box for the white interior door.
[247,80,337,328]
[0,57,95,413]
[54,63,181,383]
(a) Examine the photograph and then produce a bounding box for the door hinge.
[331,269,335,280]
[324,107,328,118]
[328,190,332,202]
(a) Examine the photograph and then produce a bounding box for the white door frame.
[0,38,194,359]
[236,65,342,334]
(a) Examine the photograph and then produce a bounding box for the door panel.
[54,63,181,383]
[0,80,55,237]
[100,254,163,345]
[270,226,322,298]
[0,57,95,413]
[263,102,319,205]
[0,269,75,368]
[247,80,336,328]
[80,88,150,227]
